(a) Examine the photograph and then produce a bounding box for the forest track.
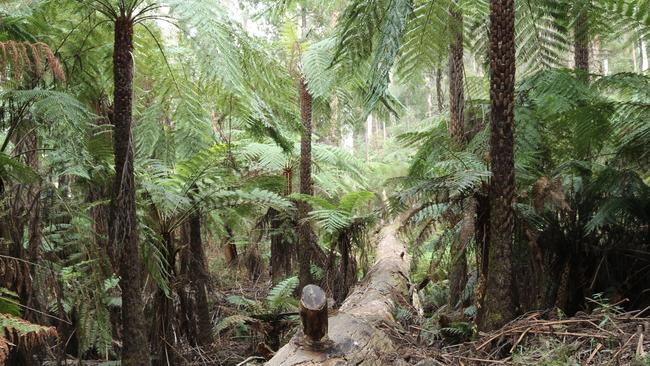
[266,219,411,366]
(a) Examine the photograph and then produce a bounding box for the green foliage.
[266,276,299,313]
[365,0,411,114]
[440,321,474,344]
[0,288,21,317]
[0,152,38,183]
[214,314,255,336]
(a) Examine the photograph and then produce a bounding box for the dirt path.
[266,220,411,366]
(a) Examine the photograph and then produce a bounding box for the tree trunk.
[109,15,150,365]
[270,208,292,281]
[151,232,176,366]
[477,0,517,331]
[435,68,444,112]
[222,225,237,265]
[574,9,589,79]
[188,212,213,346]
[267,220,411,366]
[448,3,468,308]
[298,76,314,291]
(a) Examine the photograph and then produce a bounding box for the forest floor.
[194,224,650,366]
[390,308,650,365]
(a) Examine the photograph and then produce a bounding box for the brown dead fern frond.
[0,41,65,83]
[38,42,65,81]
[28,43,43,77]
[0,313,57,364]
[0,337,8,366]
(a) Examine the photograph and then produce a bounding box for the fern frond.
[214,315,255,335]
[0,313,57,357]
[0,41,65,83]
[365,0,411,114]
[396,0,448,82]
[338,191,375,213]
[267,276,299,313]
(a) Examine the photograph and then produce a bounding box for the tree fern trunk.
[298,77,314,291]
[109,15,150,365]
[188,212,213,346]
[574,10,589,79]
[151,232,176,365]
[448,3,468,308]
[478,0,517,331]
[270,208,292,281]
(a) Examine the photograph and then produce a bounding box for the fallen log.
[266,220,411,366]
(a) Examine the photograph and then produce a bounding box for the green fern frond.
[214,315,255,335]
[0,288,21,317]
[338,191,375,213]
[303,38,338,99]
[0,152,39,184]
[396,0,448,82]
[365,0,412,115]
[267,276,299,313]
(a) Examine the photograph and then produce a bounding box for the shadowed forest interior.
[1,0,650,365]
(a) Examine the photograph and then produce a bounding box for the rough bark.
[266,220,410,366]
[188,212,213,346]
[478,0,517,331]
[270,208,292,281]
[448,3,468,308]
[151,232,176,366]
[223,225,237,265]
[109,15,150,365]
[574,9,589,80]
[298,77,314,291]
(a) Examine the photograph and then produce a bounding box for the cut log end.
[300,284,328,345]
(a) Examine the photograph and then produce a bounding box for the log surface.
[266,220,411,366]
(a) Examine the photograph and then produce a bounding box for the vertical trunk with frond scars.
[448,3,468,308]
[478,0,516,331]
[298,77,314,291]
[189,212,213,346]
[110,15,150,365]
[574,9,589,79]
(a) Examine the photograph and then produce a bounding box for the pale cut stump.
[266,221,411,366]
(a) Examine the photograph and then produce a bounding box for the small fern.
[267,276,299,313]
[214,314,255,336]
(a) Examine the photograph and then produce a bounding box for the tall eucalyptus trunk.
[477,0,516,331]
[448,3,468,308]
[109,15,150,365]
